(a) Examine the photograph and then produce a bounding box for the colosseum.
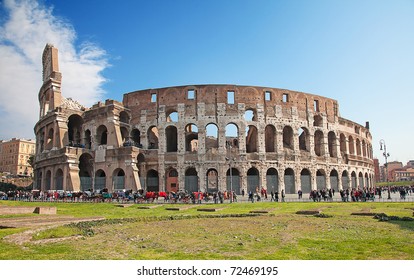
[34,44,375,196]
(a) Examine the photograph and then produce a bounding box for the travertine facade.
[34,44,374,194]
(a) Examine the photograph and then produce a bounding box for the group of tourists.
[1,185,413,203]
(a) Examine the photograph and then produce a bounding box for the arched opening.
[147,169,159,192]
[316,169,326,190]
[95,169,106,191]
[225,123,239,149]
[362,140,367,157]
[167,111,178,122]
[206,123,218,151]
[96,125,108,145]
[247,167,260,193]
[266,168,279,193]
[330,169,339,191]
[45,170,52,190]
[185,124,199,152]
[226,168,241,194]
[79,153,93,191]
[328,131,337,157]
[351,171,357,188]
[206,169,219,193]
[283,126,294,150]
[284,168,295,194]
[358,172,364,189]
[166,126,178,152]
[313,115,323,127]
[314,130,324,156]
[342,170,349,189]
[298,127,310,152]
[365,173,370,189]
[265,125,277,152]
[166,168,178,193]
[300,169,312,193]
[68,114,83,146]
[131,128,141,147]
[46,128,54,150]
[246,125,258,153]
[85,130,92,149]
[244,109,257,121]
[185,168,198,193]
[148,126,159,149]
[356,139,362,156]
[113,169,125,191]
[119,111,130,124]
[348,136,355,155]
[55,168,64,190]
[340,134,347,155]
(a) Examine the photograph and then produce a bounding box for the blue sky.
[1,0,413,165]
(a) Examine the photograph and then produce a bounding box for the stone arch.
[351,171,357,188]
[356,138,362,156]
[283,126,294,150]
[165,125,178,152]
[348,136,355,155]
[225,123,239,148]
[298,127,310,152]
[227,167,241,194]
[46,127,54,150]
[85,129,92,149]
[284,168,295,194]
[340,133,347,154]
[96,125,108,145]
[148,126,159,149]
[79,153,93,191]
[166,111,178,122]
[300,168,312,193]
[45,170,52,190]
[131,128,141,147]
[147,169,159,192]
[316,169,326,190]
[247,167,260,193]
[330,169,339,191]
[68,114,83,146]
[328,131,337,157]
[244,108,257,121]
[314,130,324,156]
[113,169,125,191]
[185,167,198,193]
[185,124,199,152]
[55,168,64,190]
[266,168,279,192]
[95,169,106,191]
[246,125,258,153]
[362,140,367,157]
[166,167,179,193]
[206,168,218,193]
[206,123,219,150]
[342,170,349,189]
[120,126,129,145]
[358,172,364,189]
[265,125,277,152]
[119,111,130,124]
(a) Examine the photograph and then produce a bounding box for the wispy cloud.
[0,0,109,140]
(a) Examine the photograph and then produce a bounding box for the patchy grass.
[1,201,413,259]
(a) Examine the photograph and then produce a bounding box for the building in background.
[0,138,36,177]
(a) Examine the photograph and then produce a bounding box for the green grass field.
[0,200,413,260]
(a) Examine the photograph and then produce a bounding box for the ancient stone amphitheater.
[34,45,374,195]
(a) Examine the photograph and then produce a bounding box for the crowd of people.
[1,185,413,203]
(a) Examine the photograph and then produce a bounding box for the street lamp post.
[379,139,391,199]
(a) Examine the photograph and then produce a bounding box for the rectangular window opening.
[314,100,319,112]
[265,91,271,101]
[187,89,195,100]
[151,93,157,103]
[227,91,235,104]
[283,93,289,103]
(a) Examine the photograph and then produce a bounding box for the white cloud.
[0,0,109,140]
